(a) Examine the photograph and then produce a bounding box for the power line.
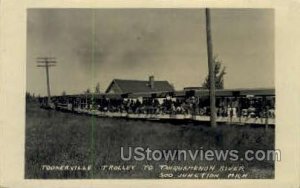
[36,57,57,106]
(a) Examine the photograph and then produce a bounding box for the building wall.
[106,83,122,94]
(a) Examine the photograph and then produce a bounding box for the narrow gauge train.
[38,88,275,125]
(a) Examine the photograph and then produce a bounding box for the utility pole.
[205,8,217,127]
[37,57,56,106]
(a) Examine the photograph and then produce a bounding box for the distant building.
[105,76,174,94]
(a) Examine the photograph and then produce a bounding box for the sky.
[26,9,274,96]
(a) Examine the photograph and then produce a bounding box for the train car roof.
[174,88,275,97]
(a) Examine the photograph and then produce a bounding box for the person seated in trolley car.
[247,106,256,118]
[268,108,275,118]
[217,107,224,117]
[242,109,248,117]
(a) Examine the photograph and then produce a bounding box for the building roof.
[105,79,174,94]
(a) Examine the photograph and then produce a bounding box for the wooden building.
[105,76,174,94]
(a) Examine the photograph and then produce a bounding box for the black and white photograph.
[24,8,278,179]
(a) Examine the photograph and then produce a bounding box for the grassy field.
[25,101,275,179]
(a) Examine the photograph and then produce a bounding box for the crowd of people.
[69,95,275,119]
